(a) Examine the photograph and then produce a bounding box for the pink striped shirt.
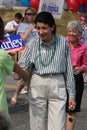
[67,37,87,72]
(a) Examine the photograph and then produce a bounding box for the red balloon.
[76,0,84,4]
[84,0,87,4]
[66,0,79,13]
[30,0,40,11]
[84,0,87,12]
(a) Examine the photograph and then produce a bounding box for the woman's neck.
[69,41,79,48]
[43,35,54,45]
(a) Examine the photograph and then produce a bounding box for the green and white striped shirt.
[18,34,75,98]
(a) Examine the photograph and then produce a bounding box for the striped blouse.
[18,34,75,98]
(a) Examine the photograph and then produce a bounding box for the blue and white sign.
[38,0,64,19]
[1,34,25,53]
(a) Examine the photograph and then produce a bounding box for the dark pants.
[66,72,84,113]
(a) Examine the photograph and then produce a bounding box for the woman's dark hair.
[0,17,4,47]
[35,12,56,35]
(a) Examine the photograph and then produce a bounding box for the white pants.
[29,74,67,130]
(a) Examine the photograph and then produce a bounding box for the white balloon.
[2,0,17,9]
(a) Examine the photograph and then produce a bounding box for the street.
[5,75,87,130]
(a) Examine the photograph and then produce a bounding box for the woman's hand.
[13,72,20,80]
[27,24,35,32]
[68,98,76,110]
[73,66,83,75]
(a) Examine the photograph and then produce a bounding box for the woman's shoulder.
[19,22,31,27]
[27,35,39,47]
[56,34,67,45]
[0,49,8,57]
[56,34,66,40]
[79,40,87,50]
[0,49,9,63]
[0,49,6,53]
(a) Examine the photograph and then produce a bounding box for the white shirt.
[5,20,19,36]
[5,20,19,30]
[17,22,38,46]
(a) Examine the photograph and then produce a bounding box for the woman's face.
[36,22,53,42]
[67,27,81,43]
[25,10,35,23]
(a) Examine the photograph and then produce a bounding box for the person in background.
[0,47,30,116]
[18,12,76,130]
[66,20,87,130]
[10,7,38,105]
[4,12,23,36]
[0,16,30,116]
[0,17,4,41]
[4,12,23,57]
[79,16,86,29]
[79,15,87,45]
[79,15,87,82]
[17,7,38,46]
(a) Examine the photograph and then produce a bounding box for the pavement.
[5,75,87,130]
[5,75,29,130]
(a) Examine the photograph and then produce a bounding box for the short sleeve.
[0,50,14,75]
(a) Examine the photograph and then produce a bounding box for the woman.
[0,16,30,115]
[10,7,38,105]
[18,12,75,130]
[66,20,87,130]
[17,7,38,46]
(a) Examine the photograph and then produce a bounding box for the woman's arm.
[13,63,30,81]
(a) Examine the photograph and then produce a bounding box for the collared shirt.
[68,40,87,72]
[18,34,75,98]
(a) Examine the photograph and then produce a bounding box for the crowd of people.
[0,7,87,130]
